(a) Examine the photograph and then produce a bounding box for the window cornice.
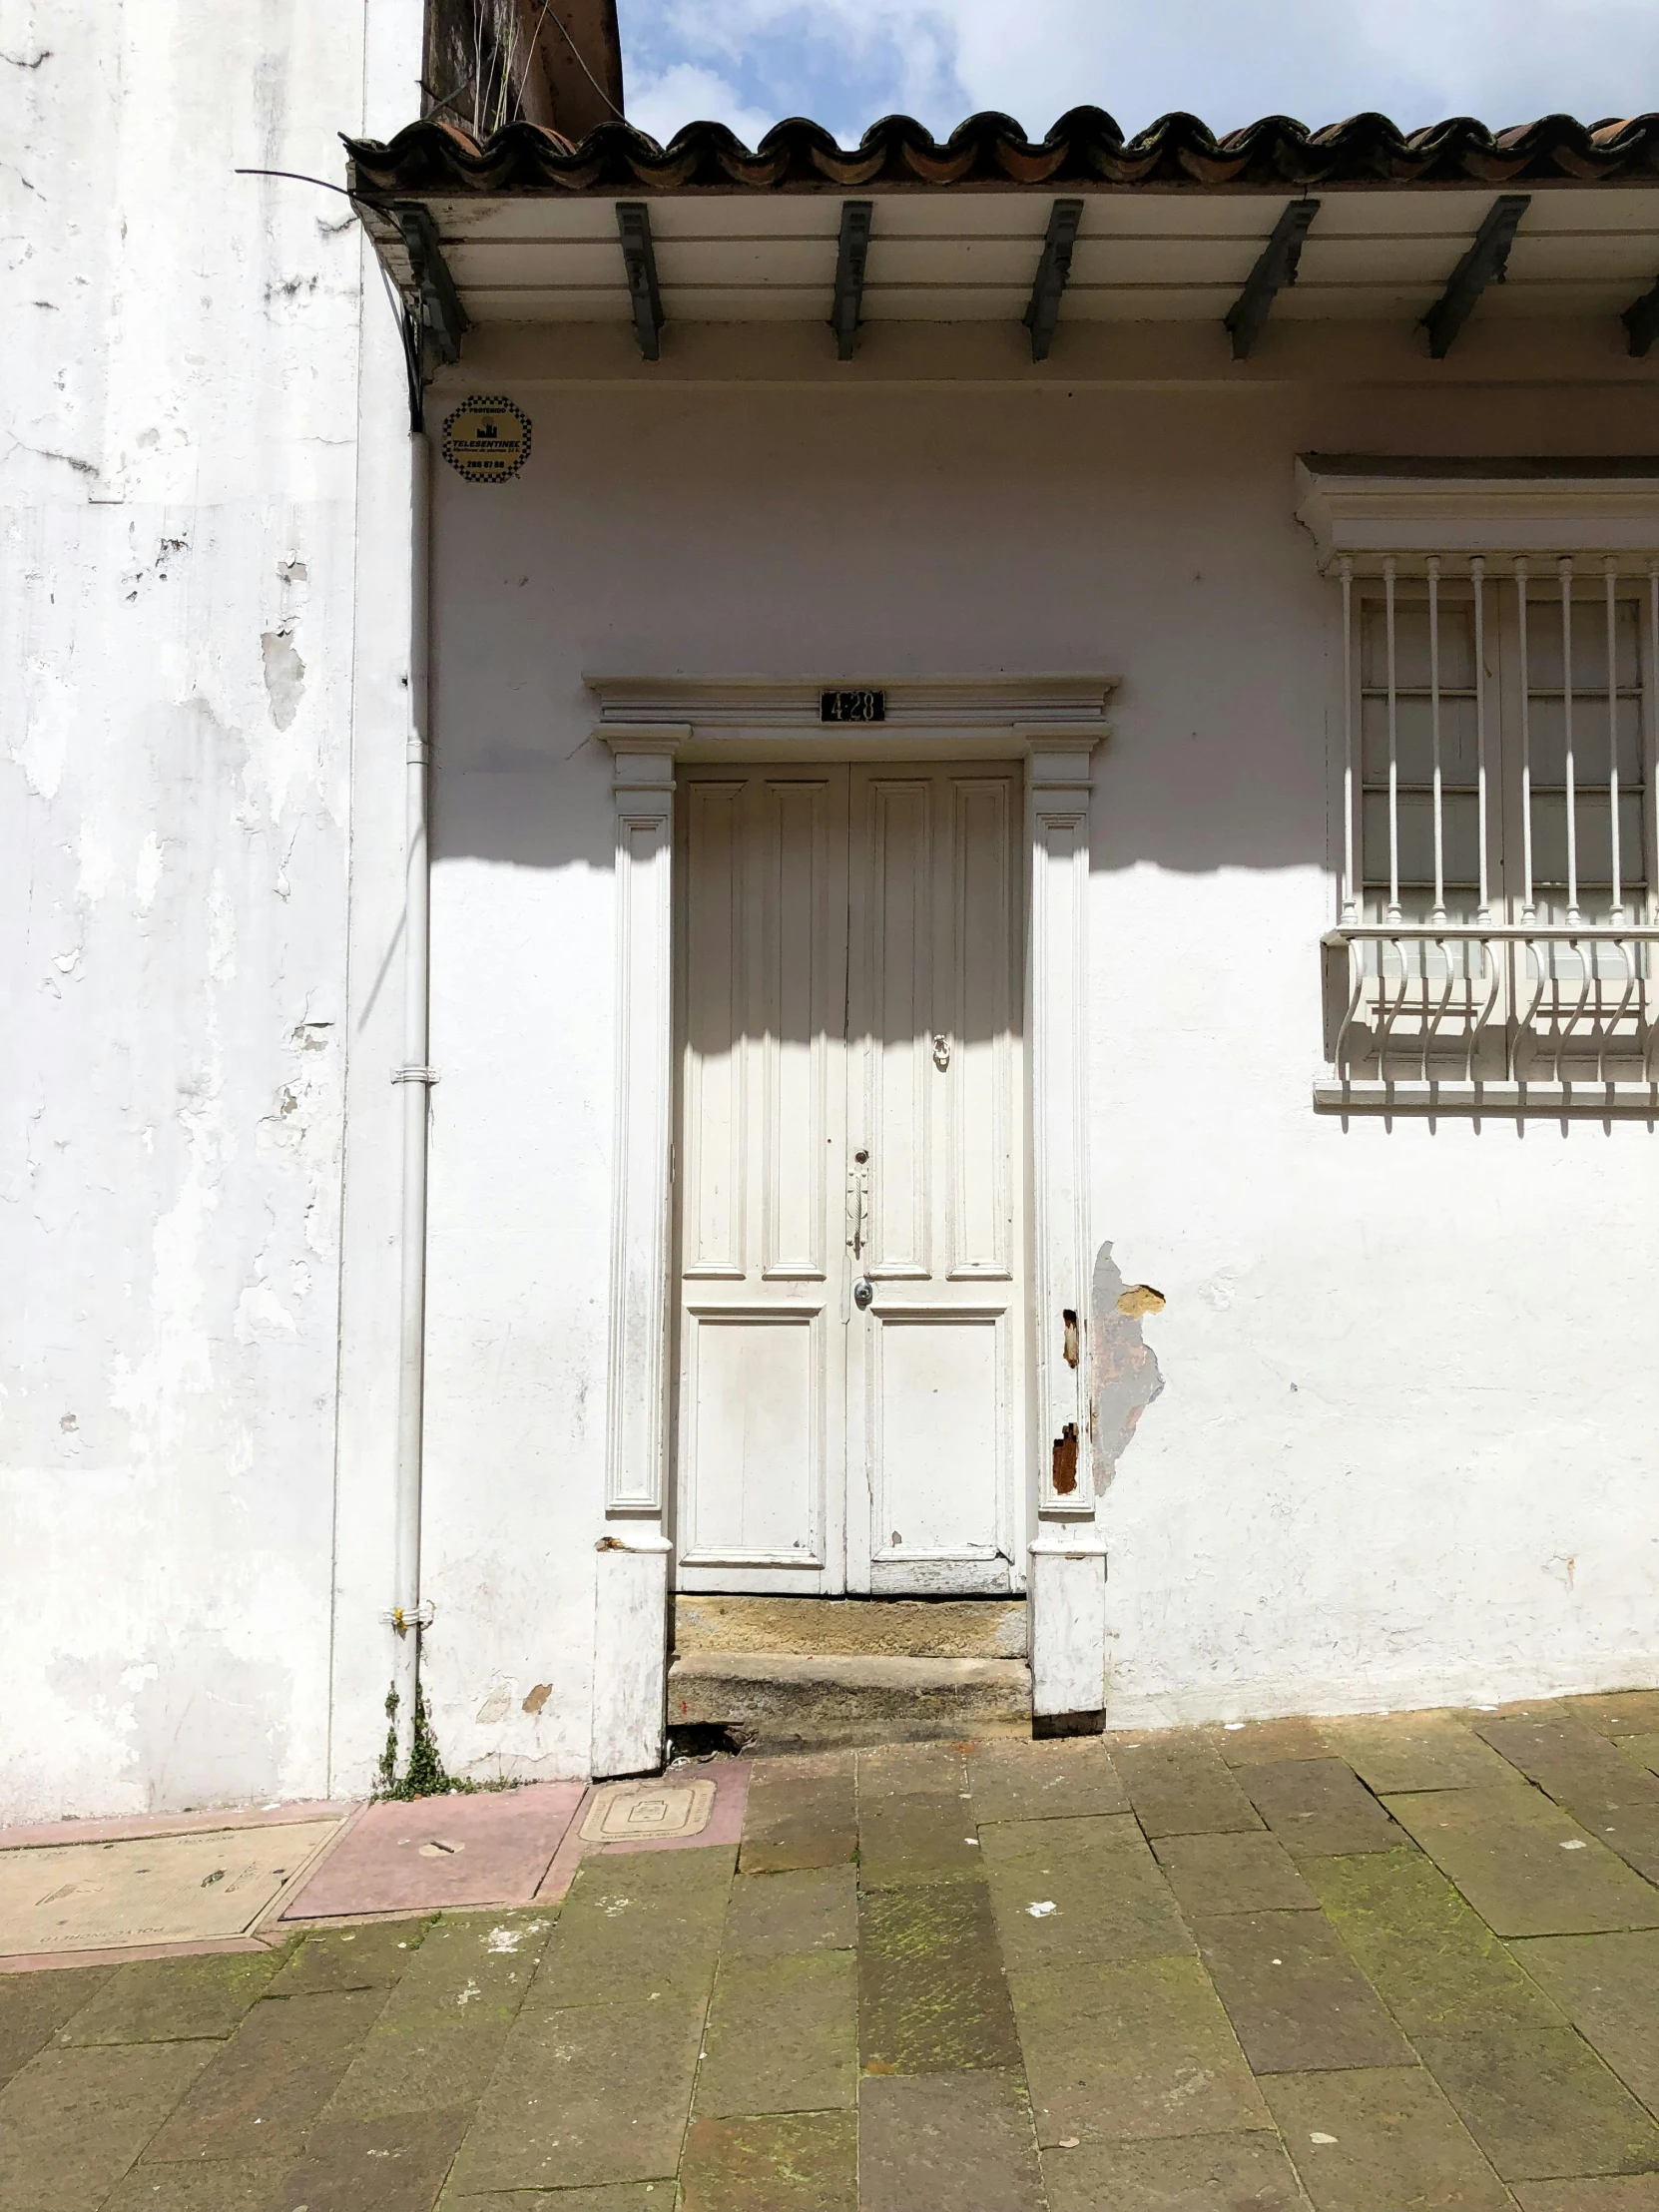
[1296,455,1659,573]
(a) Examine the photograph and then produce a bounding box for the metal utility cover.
[581,1780,716,1844]
[0,1821,342,1955]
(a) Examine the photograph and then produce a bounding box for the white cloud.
[621,0,1659,142]
[626,61,779,147]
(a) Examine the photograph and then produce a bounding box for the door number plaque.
[820,688,885,724]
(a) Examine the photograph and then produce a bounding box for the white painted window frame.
[1297,462,1659,1115]
[586,677,1115,1770]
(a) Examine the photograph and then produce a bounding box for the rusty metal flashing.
[344,107,1659,201]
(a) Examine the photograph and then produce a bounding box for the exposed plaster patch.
[260,629,305,732]
[522,1682,552,1715]
[1090,1241,1166,1485]
[475,1683,513,1725]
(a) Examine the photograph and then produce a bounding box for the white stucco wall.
[414,339,1659,1771]
[1,0,422,1821]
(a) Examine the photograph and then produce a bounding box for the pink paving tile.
[280,1783,585,1920]
[534,1762,750,1904]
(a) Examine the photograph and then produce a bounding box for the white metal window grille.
[1322,554,1659,1109]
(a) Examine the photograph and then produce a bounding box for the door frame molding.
[588,677,1115,1772]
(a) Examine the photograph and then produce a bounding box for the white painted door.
[673,763,1025,1596]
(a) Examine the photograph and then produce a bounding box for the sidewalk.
[2,1691,1657,2209]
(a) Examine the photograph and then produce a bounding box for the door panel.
[680,1307,824,1565]
[847,766,1026,1596]
[673,761,1024,1597]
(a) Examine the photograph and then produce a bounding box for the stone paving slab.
[5,1688,1659,2207]
[0,2040,218,2212]
[695,1950,857,2117]
[723,1866,857,1958]
[1619,1739,1659,1779]
[1511,1931,1659,2119]
[1113,1736,1266,1838]
[1322,1713,1514,1796]
[967,1739,1128,1825]
[141,1983,391,2164]
[1240,1759,1403,1859]
[1040,2127,1313,2212]
[100,2151,292,2211]
[55,1945,286,2044]
[1384,1784,1659,1936]
[857,1878,1021,2075]
[1152,1830,1322,1917]
[858,2070,1043,2211]
[446,1992,706,2192]
[979,1813,1194,1971]
[739,1756,857,1876]
[1513,2182,1659,2211]
[1305,1844,1659,2178]
[1190,1907,1416,2074]
[679,2112,857,2211]
[0,1961,112,2084]
[1262,2066,1512,2210]
[1015,1954,1271,2144]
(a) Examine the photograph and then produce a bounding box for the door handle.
[847,1148,869,1257]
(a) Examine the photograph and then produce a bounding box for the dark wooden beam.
[617,202,664,361]
[386,204,467,370]
[1225,199,1320,360]
[1024,199,1084,363]
[830,201,873,360]
[1420,195,1530,359]
[1623,276,1659,357]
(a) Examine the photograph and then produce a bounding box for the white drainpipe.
[391,422,434,1765]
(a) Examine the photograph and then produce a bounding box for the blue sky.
[616,0,1659,149]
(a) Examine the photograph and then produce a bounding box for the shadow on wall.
[425,386,1344,883]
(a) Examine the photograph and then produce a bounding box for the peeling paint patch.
[1051,1423,1079,1495]
[261,629,305,731]
[475,1683,513,1725]
[522,1682,552,1715]
[1090,1241,1165,1485]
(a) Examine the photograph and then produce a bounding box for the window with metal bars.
[1325,556,1659,1101]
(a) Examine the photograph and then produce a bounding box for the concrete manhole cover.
[0,1821,342,1956]
[580,1779,717,1845]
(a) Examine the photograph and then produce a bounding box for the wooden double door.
[672,762,1028,1596]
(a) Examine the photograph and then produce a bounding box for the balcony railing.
[1318,921,1659,1111]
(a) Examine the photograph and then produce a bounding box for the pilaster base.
[1028,1525,1108,1730]
[591,1528,671,1777]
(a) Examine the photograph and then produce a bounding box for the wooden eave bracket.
[830,200,873,360]
[385,203,468,371]
[1025,198,1084,363]
[617,200,665,361]
[1226,198,1320,359]
[1623,275,1659,358]
[1419,194,1530,358]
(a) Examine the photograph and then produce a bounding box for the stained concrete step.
[673,1594,1028,1661]
[666,1650,1032,1752]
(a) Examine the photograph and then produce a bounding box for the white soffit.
[1295,457,1659,568]
[427,187,1659,328]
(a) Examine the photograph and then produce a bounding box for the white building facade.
[5,0,1658,1820]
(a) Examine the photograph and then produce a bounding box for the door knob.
[853,1276,875,1310]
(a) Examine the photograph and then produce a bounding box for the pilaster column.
[1023,735,1108,1728]
[592,732,684,1776]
